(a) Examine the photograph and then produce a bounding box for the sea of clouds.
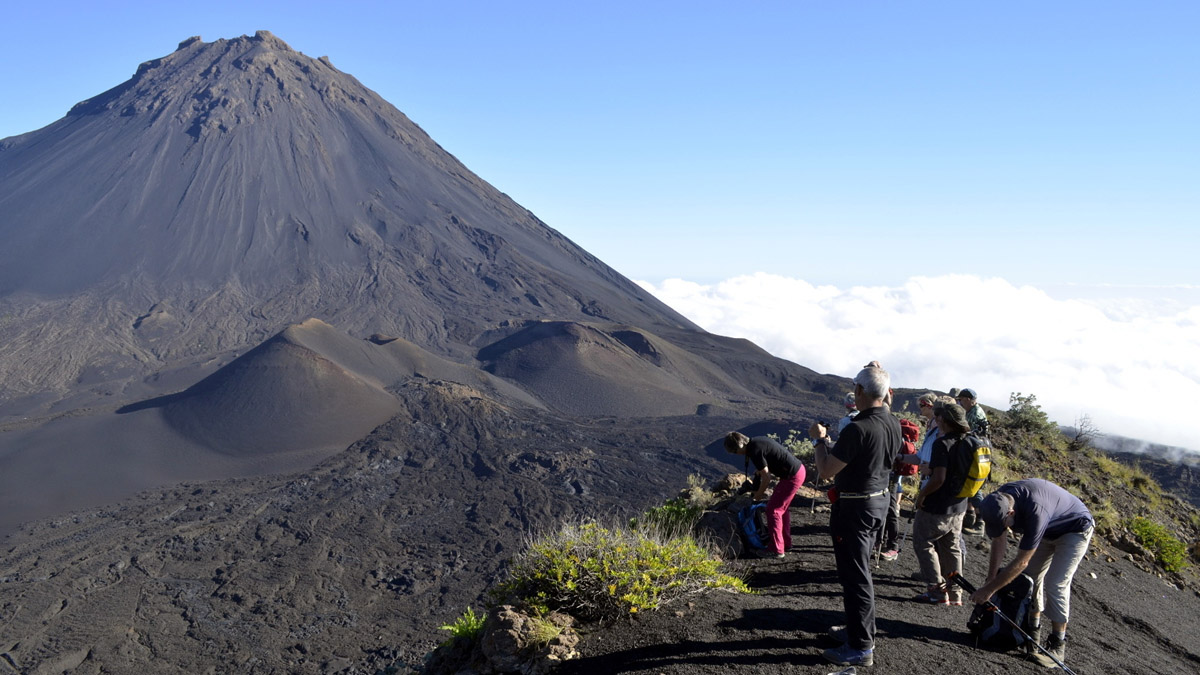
[639,273,1200,453]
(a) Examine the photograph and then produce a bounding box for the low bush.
[632,497,705,538]
[438,606,487,645]
[771,430,814,463]
[1129,517,1190,573]
[494,520,748,622]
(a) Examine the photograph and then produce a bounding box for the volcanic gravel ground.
[559,496,1200,675]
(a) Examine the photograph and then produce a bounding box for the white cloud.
[639,273,1200,452]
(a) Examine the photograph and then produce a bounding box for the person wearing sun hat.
[972,479,1094,668]
[909,402,973,605]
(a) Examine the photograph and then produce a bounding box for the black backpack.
[967,573,1034,650]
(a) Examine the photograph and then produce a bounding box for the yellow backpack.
[953,435,993,499]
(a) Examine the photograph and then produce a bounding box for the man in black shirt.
[725,433,807,558]
[809,361,901,668]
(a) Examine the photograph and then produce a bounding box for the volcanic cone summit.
[0,31,695,408]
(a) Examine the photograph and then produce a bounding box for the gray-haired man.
[809,362,901,668]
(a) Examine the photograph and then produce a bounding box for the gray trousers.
[912,509,965,596]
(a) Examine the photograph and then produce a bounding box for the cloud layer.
[639,273,1200,451]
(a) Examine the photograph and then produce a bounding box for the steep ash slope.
[0,31,696,410]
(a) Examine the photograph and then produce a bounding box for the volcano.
[0,32,837,538]
[0,32,853,671]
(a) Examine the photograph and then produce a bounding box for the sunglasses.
[919,401,933,408]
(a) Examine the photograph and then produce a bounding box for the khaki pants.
[1027,526,1093,624]
[912,509,965,598]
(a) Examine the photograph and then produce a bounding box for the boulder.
[713,473,749,495]
[478,605,579,674]
[698,509,743,559]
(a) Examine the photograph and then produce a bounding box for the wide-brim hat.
[936,402,972,435]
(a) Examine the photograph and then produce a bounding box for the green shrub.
[495,521,748,622]
[632,497,705,538]
[770,430,814,463]
[1129,517,1190,573]
[1006,392,1056,436]
[439,607,487,644]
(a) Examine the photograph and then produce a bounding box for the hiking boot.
[1022,623,1043,656]
[822,643,874,667]
[1042,633,1066,667]
[754,548,785,559]
[880,549,899,562]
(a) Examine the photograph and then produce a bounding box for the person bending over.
[724,432,806,559]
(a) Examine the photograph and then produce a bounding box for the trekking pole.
[896,516,913,556]
[946,572,1077,675]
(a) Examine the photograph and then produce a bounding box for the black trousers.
[875,475,902,550]
[831,493,888,650]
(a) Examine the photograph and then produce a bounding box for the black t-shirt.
[920,433,969,515]
[830,406,899,493]
[746,436,802,478]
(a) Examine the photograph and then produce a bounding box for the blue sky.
[2,1,1198,448]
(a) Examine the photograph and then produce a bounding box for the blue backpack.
[737,502,768,550]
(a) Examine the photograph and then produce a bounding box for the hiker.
[877,418,920,561]
[724,432,806,559]
[836,391,858,435]
[809,361,901,668]
[897,392,943,485]
[957,388,989,535]
[971,479,1094,667]
[957,388,989,437]
[910,402,973,605]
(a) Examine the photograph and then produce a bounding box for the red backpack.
[894,418,921,476]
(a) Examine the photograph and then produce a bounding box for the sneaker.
[754,548,785,559]
[913,589,948,604]
[880,549,899,561]
[828,625,847,642]
[822,643,874,667]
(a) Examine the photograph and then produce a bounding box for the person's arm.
[971,545,1035,605]
[752,467,772,501]
[809,422,847,481]
[913,466,946,511]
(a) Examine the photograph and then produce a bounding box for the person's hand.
[970,588,993,606]
[808,422,826,440]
